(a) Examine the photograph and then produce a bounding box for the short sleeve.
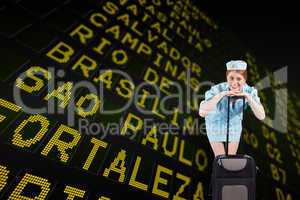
[250,87,261,104]
[204,85,220,101]
[199,83,226,114]
[199,85,220,114]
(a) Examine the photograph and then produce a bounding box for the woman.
[199,60,265,157]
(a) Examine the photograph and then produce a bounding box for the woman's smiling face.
[226,70,246,92]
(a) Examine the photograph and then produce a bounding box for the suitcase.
[211,96,256,200]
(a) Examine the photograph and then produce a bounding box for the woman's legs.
[209,141,240,157]
[228,141,240,155]
[209,142,225,157]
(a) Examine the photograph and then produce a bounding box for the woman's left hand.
[234,92,265,120]
[232,92,251,101]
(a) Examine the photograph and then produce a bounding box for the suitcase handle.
[225,96,245,156]
[216,154,251,160]
[217,157,248,171]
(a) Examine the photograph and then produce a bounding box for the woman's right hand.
[220,90,241,97]
[199,90,241,117]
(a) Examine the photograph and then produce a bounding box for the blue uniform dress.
[200,82,261,142]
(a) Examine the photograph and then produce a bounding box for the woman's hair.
[226,70,247,81]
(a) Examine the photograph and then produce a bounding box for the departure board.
[0,0,299,199]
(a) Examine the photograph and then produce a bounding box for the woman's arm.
[245,94,266,120]
[199,90,237,117]
[234,90,265,120]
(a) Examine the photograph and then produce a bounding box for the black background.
[198,2,298,92]
[0,0,299,199]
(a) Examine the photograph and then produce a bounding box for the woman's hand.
[199,90,237,117]
[230,92,251,101]
[233,92,265,120]
[220,90,245,97]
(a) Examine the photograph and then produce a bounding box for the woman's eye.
[237,78,241,81]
